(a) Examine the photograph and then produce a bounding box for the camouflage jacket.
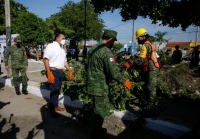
[86,42,125,96]
[4,45,28,68]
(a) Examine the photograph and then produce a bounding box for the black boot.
[22,85,28,95]
[15,87,21,95]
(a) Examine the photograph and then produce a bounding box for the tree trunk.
[36,51,39,61]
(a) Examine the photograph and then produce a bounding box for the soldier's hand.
[123,59,133,69]
[123,80,132,90]
[5,66,10,71]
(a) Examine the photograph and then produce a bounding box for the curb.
[0,77,191,138]
[0,77,83,108]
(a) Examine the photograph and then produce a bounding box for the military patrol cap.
[103,29,117,41]
[14,36,22,42]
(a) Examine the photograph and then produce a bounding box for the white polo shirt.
[43,41,67,69]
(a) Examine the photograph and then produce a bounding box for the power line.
[109,21,131,29]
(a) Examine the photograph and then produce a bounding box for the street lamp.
[83,0,87,60]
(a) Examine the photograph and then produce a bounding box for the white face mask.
[60,39,65,46]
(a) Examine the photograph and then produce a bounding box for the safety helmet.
[136,28,147,38]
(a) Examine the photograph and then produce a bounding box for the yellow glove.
[68,70,73,80]
[47,71,55,84]
[123,80,132,90]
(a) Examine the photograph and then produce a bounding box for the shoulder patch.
[108,57,115,62]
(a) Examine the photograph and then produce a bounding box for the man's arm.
[64,61,71,71]
[104,52,125,84]
[23,47,28,69]
[4,47,10,71]
[43,58,51,72]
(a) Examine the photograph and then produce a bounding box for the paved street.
[0,84,91,139]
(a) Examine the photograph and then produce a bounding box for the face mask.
[60,40,65,46]
[16,43,22,47]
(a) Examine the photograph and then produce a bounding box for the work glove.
[47,71,55,84]
[68,70,73,80]
[123,80,132,90]
[123,59,133,69]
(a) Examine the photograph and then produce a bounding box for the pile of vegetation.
[41,53,200,119]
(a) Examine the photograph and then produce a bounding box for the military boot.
[22,85,28,95]
[15,87,21,95]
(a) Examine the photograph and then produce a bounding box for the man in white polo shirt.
[43,33,73,117]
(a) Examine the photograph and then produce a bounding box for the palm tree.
[155,31,168,50]
[148,35,157,43]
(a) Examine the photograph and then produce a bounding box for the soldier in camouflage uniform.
[4,36,28,95]
[124,28,160,104]
[87,29,132,139]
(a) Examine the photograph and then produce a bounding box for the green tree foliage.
[154,31,168,47]
[90,0,200,30]
[0,0,52,45]
[148,35,157,43]
[45,14,75,41]
[56,0,104,41]
[12,11,50,45]
[113,43,123,51]
[0,0,28,34]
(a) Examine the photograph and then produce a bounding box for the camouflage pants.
[12,67,27,90]
[92,94,110,129]
[142,68,158,100]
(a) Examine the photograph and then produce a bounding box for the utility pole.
[83,0,87,71]
[5,0,12,78]
[195,26,199,46]
[131,20,134,56]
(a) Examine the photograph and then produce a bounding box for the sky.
[15,0,199,44]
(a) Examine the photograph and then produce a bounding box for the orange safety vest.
[142,41,160,71]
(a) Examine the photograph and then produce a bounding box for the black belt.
[50,67,63,72]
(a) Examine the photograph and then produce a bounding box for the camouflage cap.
[103,29,117,41]
[14,36,22,42]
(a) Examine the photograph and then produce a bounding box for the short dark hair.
[175,45,180,48]
[54,33,63,40]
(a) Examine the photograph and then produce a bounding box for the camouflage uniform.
[133,43,159,101]
[87,30,125,138]
[4,37,28,94]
